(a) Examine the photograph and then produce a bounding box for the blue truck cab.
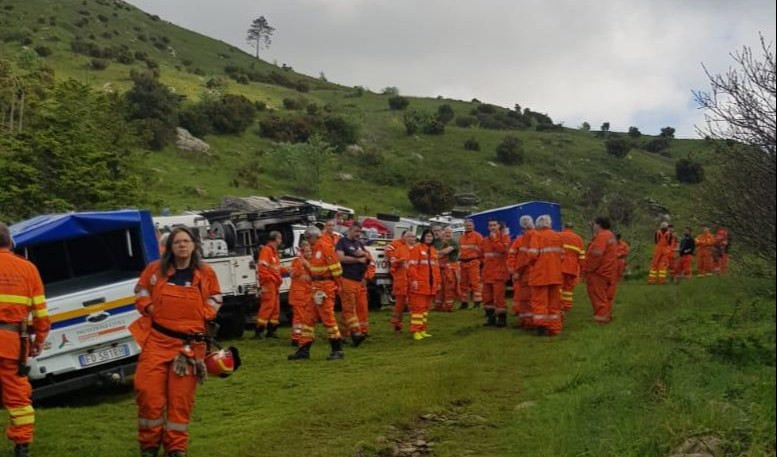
[469,201,563,239]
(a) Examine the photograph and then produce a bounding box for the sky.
[126,0,775,138]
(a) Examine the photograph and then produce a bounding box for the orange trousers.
[1,358,34,445]
[391,295,407,329]
[718,253,729,275]
[676,255,693,278]
[135,338,204,453]
[459,260,483,304]
[483,281,507,315]
[340,278,367,336]
[616,259,627,281]
[289,299,305,342]
[299,281,341,345]
[511,278,520,315]
[648,249,670,284]
[697,249,714,276]
[358,283,370,334]
[561,274,578,310]
[586,273,613,323]
[516,274,533,326]
[531,284,562,335]
[256,281,280,327]
[408,293,432,333]
[437,264,461,311]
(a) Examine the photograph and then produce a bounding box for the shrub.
[496,135,524,165]
[660,126,676,139]
[535,123,564,132]
[607,194,636,226]
[643,137,671,154]
[476,104,498,114]
[322,115,360,150]
[34,45,52,57]
[436,104,455,124]
[258,115,314,143]
[628,126,642,138]
[295,80,310,93]
[408,179,455,215]
[676,158,705,184]
[234,74,249,85]
[97,14,109,23]
[306,103,319,115]
[153,41,167,51]
[125,71,181,150]
[464,137,480,151]
[137,33,148,42]
[206,94,257,134]
[283,97,304,110]
[90,58,109,70]
[115,48,135,64]
[422,119,445,135]
[388,95,409,110]
[182,59,193,67]
[605,137,631,158]
[178,105,212,137]
[254,100,267,111]
[455,115,477,128]
[382,86,399,96]
[134,51,148,61]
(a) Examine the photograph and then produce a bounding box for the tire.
[217,308,246,339]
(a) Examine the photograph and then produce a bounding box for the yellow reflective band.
[9,405,34,416]
[563,244,583,254]
[31,295,46,305]
[310,265,329,273]
[11,416,35,426]
[0,294,32,306]
[33,307,49,318]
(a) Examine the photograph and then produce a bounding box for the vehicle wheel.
[217,309,246,340]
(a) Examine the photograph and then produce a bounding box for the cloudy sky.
[127,0,775,138]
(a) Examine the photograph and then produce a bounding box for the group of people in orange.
[648,222,730,285]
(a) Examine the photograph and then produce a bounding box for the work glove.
[172,345,195,377]
[194,359,207,385]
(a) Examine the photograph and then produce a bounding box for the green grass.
[6,277,773,457]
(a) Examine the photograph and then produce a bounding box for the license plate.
[78,344,130,367]
[376,278,392,285]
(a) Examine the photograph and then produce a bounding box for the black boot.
[351,333,366,348]
[472,301,482,309]
[14,444,30,457]
[496,313,507,328]
[265,323,279,339]
[254,326,265,339]
[287,342,311,360]
[459,302,469,310]
[291,339,299,347]
[327,339,345,360]
[535,327,550,337]
[483,308,496,326]
[166,452,187,457]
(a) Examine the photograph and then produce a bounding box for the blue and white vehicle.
[10,210,159,400]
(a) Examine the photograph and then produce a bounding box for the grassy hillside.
[1,0,715,267]
[15,277,776,457]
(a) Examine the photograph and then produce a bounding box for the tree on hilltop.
[246,16,275,59]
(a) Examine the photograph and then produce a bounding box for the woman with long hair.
[407,229,441,341]
[129,226,222,457]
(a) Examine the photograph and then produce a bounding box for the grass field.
[4,277,773,457]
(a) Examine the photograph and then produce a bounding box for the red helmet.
[204,347,241,378]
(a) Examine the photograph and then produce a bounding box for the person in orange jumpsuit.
[512,216,536,328]
[358,249,376,335]
[288,226,345,360]
[335,223,370,346]
[559,222,585,312]
[457,219,484,310]
[0,224,50,457]
[507,231,524,317]
[615,233,630,282]
[130,226,222,457]
[695,228,716,276]
[407,229,441,341]
[288,240,313,347]
[526,215,564,336]
[255,231,288,339]
[436,227,461,312]
[667,225,681,280]
[714,228,730,275]
[481,220,510,327]
[648,222,674,285]
[583,217,618,324]
[320,219,342,249]
[674,227,695,283]
[389,232,416,331]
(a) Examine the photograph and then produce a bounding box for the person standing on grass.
[389,231,416,331]
[458,219,484,310]
[559,222,585,312]
[527,215,564,336]
[481,220,510,327]
[407,229,441,341]
[674,227,696,283]
[583,217,618,324]
[288,240,313,347]
[254,231,287,339]
[336,223,369,347]
[615,233,630,282]
[436,227,461,312]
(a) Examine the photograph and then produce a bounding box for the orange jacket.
[289,257,312,305]
[654,229,673,253]
[390,241,411,295]
[515,229,536,276]
[384,239,404,262]
[0,248,50,360]
[408,244,441,296]
[258,244,286,286]
[310,239,343,281]
[507,235,523,275]
[616,240,630,260]
[560,228,585,277]
[481,232,510,283]
[458,231,484,261]
[130,260,222,349]
[695,230,716,251]
[584,229,618,280]
[527,228,563,286]
[321,231,342,249]
[715,229,729,252]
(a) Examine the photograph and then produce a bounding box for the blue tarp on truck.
[469,201,562,239]
[10,210,160,261]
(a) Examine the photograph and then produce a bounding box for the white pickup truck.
[10,211,159,401]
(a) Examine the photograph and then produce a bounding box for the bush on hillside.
[408,179,455,215]
[455,115,477,128]
[403,110,442,136]
[676,158,705,184]
[436,104,455,124]
[660,126,676,139]
[535,123,564,132]
[464,137,480,151]
[322,115,360,151]
[388,95,409,110]
[34,45,52,57]
[283,97,305,110]
[605,137,631,158]
[643,137,671,154]
[628,126,642,138]
[90,58,110,71]
[124,71,182,150]
[295,80,310,93]
[607,194,636,226]
[496,135,524,165]
[206,94,258,135]
[258,115,315,143]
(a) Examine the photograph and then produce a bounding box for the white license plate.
[376,278,392,285]
[78,344,130,367]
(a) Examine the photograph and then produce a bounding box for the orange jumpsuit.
[715,229,729,275]
[667,234,679,279]
[583,230,618,323]
[648,229,673,284]
[514,229,536,326]
[458,231,484,305]
[389,241,411,330]
[336,237,370,337]
[560,228,585,311]
[695,230,716,276]
[0,248,49,446]
[300,240,343,345]
[481,232,510,315]
[256,244,287,330]
[437,240,461,312]
[407,244,441,333]
[321,231,342,249]
[359,260,376,334]
[507,235,523,316]
[130,260,221,454]
[288,257,312,343]
[527,228,564,334]
[616,240,630,281]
